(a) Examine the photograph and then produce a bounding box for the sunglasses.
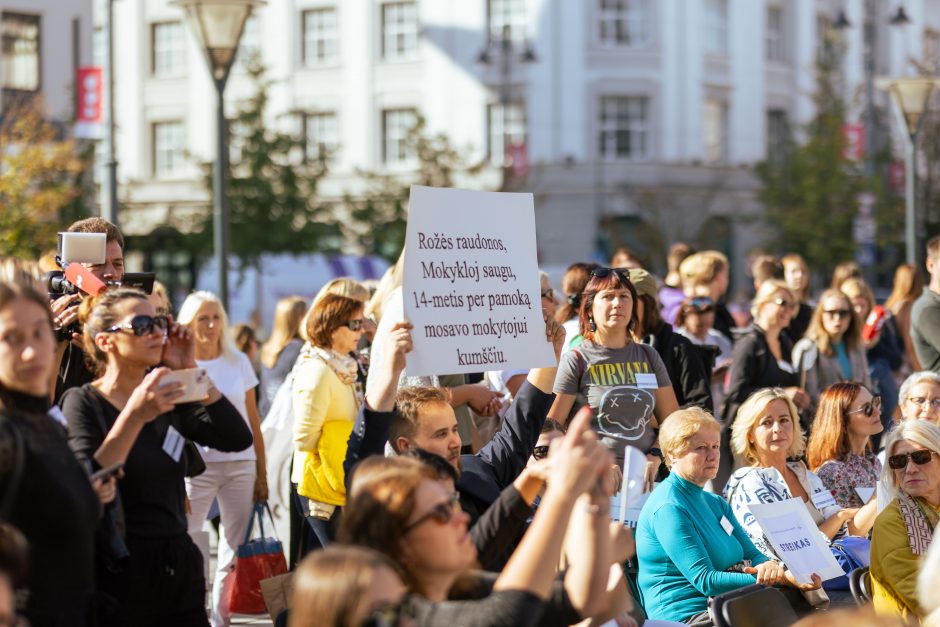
[887,449,935,470]
[591,267,632,283]
[847,396,881,417]
[685,297,715,314]
[403,492,461,533]
[771,298,795,308]
[533,445,550,460]
[907,396,940,411]
[541,288,555,300]
[823,309,852,319]
[106,314,169,336]
[344,318,367,331]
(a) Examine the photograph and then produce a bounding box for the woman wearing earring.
[549,267,678,483]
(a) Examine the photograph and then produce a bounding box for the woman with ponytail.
[61,287,252,627]
[0,260,106,626]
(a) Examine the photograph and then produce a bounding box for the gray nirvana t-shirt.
[554,340,671,462]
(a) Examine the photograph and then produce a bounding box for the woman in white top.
[177,291,267,627]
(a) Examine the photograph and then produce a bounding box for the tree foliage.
[341,115,487,261]
[0,100,87,258]
[194,61,341,267]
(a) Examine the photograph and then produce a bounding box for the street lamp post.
[877,77,940,265]
[173,0,263,310]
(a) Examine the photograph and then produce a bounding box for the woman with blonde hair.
[792,289,872,403]
[678,250,736,342]
[897,370,940,425]
[871,420,940,620]
[177,290,267,627]
[807,383,882,523]
[885,263,924,373]
[258,296,307,416]
[725,388,869,593]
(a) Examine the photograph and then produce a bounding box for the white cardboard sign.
[612,445,653,528]
[402,186,556,377]
[748,498,845,584]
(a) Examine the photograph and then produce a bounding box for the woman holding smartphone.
[177,291,267,627]
[61,288,252,627]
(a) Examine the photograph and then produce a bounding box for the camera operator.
[50,218,125,402]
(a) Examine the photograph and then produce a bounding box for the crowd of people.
[2,220,940,627]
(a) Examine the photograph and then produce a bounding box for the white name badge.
[855,487,876,503]
[162,425,184,463]
[810,489,837,511]
[635,373,658,389]
[720,515,734,535]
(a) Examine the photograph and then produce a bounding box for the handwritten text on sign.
[403,186,555,377]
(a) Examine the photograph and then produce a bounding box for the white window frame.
[151,21,185,77]
[596,0,649,48]
[703,100,729,164]
[597,96,649,161]
[381,2,419,61]
[766,5,785,63]
[302,8,338,66]
[305,111,339,160]
[704,0,728,56]
[152,121,186,179]
[1,12,40,91]
[487,101,526,166]
[381,108,417,164]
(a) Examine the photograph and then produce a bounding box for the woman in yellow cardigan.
[871,419,940,620]
[292,293,364,553]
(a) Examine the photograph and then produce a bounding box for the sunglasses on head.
[344,318,367,331]
[403,492,461,533]
[106,314,169,336]
[887,449,935,470]
[533,445,550,460]
[541,288,555,300]
[847,396,881,417]
[591,267,632,283]
[771,297,795,308]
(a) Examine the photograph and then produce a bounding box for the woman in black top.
[0,267,105,626]
[61,288,252,627]
[719,280,810,488]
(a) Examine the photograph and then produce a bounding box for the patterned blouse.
[724,461,847,561]
[816,452,882,509]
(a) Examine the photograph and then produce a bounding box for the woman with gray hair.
[897,370,940,425]
[870,420,940,620]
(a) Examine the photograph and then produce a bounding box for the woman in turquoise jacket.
[636,407,821,625]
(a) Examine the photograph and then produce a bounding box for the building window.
[305,112,339,160]
[487,102,526,165]
[766,6,785,62]
[704,0,728,56]
[597,96,648,160]
[151,21,185,76]
[925,28,940,73]
[488,0,527,46]
[597,0,649,47]
[766,108,790,161]
[703,100,729,163]
[152,121,186,178]
[381,2,418,60]
[302,8,337,66]
[236,14,261,66]
[1,12,40,91]
[382,108,417,164]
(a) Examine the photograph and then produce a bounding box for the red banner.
[842,123,864,162]
[75,66,103,139]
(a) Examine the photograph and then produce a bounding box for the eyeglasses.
[847,396,882,417]
[344,318,367,331]
[533,445,550,460]
[591,267,632,283]
[887,449,936,470]
[541,288,555,300]
[403,492,461,533]
[823,309,852,319]
[685,297,715,314]
[106,314,169,336]
[907,396,940,411]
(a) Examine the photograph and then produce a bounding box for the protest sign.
[612,445,652,528]
[748,498,844,584]
[855,487,876,503]
[402,186,556,377]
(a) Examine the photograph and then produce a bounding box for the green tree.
[342,115,487,261]
[0,100,88,258]
[193,61,340,267]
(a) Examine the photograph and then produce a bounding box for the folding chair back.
[709,584,799,627]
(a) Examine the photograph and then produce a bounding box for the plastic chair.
[709,584,799,627]
[849,566,872,605]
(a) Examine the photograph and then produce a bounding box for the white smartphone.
[58,232,106,265]
[159,368,211,403]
